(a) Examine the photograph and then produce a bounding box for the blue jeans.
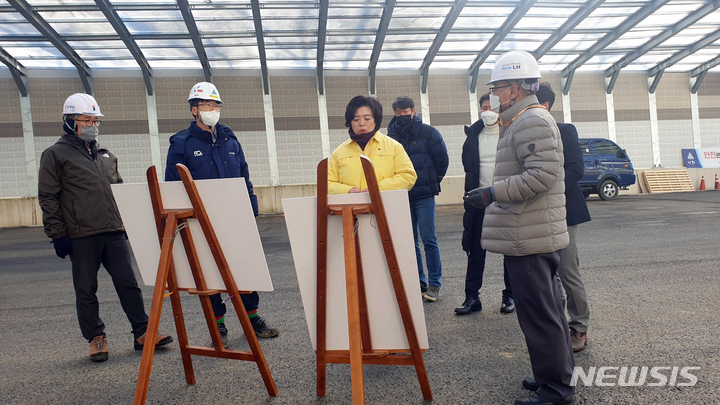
[410,196,442,288]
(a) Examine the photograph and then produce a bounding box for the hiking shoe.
[89,335,108,362]
[423,285,440,302]
[217,322,229,349]
[501,295,515,314]
[250,316,279,338]
[571,328,587,352]
[134,332,174,351]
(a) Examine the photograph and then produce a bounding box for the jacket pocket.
[495,200,529,215]
[61,194,80,237]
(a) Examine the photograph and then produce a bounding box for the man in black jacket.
[536,83,592,352]
[456,93,514,316]
[38,93,172,363]
[387,96,448,302]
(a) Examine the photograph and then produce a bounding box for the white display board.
[282,190,429,351]
[112,178,273,292]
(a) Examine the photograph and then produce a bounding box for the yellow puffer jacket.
[328,131,417,195]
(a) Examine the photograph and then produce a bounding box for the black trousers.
[505,252,575,404]
[210,292,259,319]
[70,232,148,342]
[465,208,512,300]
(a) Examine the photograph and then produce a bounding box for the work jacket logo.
[193,150,203,157]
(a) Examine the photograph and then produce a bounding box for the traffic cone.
[699,176,706,191]
[715,174,720,190]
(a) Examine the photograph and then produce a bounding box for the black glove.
[464,186,495,209]
[53,236,73,259]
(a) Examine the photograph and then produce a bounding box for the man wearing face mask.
[455,92,514,316]
[38,93,173,362]
[464,51,573,405]
[165,82,278,347]
[387,96,448,302]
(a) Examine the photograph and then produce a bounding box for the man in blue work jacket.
[165,82,279,347]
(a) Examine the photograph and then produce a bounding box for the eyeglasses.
[489,85,512,96]
[76,119,101,127]
[197,103,223,110]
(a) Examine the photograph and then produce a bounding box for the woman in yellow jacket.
[328,95,417,194]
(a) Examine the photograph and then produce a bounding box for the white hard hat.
[486,51,542,85]
[188,82,222,104]
[63,93,104,117]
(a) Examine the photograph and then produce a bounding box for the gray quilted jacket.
[481,94,569,256]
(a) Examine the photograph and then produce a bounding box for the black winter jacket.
[460,119,488,252]
[387,114,449,201]
[38,134,125,240]
[558,123,591,226]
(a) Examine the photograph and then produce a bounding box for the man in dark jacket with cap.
[536,82,592,353]
[387,96,448,302]
[38,93,173,363]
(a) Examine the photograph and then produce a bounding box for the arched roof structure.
[2,0,720,96]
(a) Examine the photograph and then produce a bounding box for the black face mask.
[396,114,412,128]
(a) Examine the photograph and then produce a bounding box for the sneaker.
[420,284,428,294]
[217,322,229,349]
[423,285,440,302]
[89,335,108,362]
[134,332,174,351]
[571,328,587,352]
[250,316,279,338]
[501,295,515,314]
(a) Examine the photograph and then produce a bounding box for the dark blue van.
[577,138,636,201]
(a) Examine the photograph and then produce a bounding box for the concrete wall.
[3,71,720,226]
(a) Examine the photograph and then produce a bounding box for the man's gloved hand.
[53,236,73,259]
[464,186,495,209]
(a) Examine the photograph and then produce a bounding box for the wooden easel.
[315,156,432,404]
[133,164,278,404]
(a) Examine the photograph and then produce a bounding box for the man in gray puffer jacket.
[465,51,573,405]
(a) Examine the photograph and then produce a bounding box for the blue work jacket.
[165,121,259,216]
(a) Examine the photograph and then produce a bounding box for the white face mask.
[480,110,499,126]
[489,87,513,113]
[199,110,220,127]
[489,94,501,113]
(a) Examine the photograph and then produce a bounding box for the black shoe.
[250,316,279,338]
[515,392,572,405]
[522,378,540,391]
[217,322,229,349]
[420,284,428,293]
[134,333,174,350]
[455,297,482,315]
[501,295,515,314]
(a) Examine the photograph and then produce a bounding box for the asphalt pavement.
[1,192,718,404]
